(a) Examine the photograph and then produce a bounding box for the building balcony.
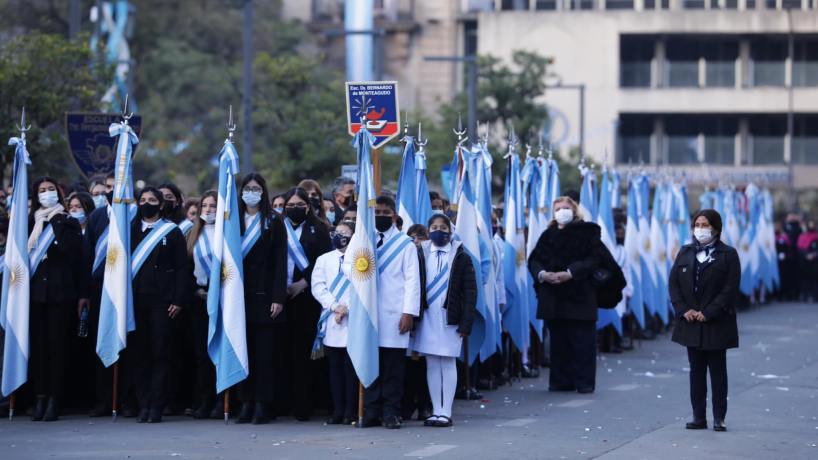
[618,87,818,113]
[309,0,418,33]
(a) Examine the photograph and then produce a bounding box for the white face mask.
[554,208,574,225]
[242,190,262,207]
[93,194,107,209]
[694,228,713,245]
[38,190,59,208]
[200,212,216,225]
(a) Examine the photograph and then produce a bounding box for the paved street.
[1,302,816,460]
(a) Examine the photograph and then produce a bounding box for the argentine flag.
[502,150,529,352]
[523,156,545,341]
[625,179,645,328]
[636,175,657,318]
[1,135,31,396]
[345,129,380,387]
[206,140,249,392]
[396,136,422,228]
[596,168,622,335]
[96,121,138,367]
[650,184,669,325]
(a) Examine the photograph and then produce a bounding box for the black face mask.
[430,230,451,247]
[616,237,625,245]
[332,233,350,250]
[492,226,499,236]
[309,197,321,214]
[139,203,161,219]
[286,207,308,225]
[106,191,114,204]
[375,215,393,232]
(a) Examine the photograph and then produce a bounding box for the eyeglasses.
[286,203,308,209]
[243,187,263,194]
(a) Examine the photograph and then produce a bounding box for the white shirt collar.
[379,225,397,238]
[141,219,158,232]
[431,242,452,254]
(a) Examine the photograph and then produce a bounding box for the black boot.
[31,396,47,421]
[43,397,59,422]
[251,402,269,425]
[209,397,225,420]
[236,402,253,424]
[192,401,210,419]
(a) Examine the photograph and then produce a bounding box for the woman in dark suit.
[237,173,288,424]
[528,196,603,394]
[282,186,332,421]
[27,177,87,421]
[669,209,739,432]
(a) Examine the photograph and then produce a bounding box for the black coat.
[528,221,603,321]
[242,213,288,324]
[30,214,86,304]
[131,220,190,308]
[290,214,332,285]
[669,240,740,350]
[86,206,110,283]
[442,245,477,335]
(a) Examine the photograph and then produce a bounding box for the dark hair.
[375,195,396,213]
[239,173,274,230]
[427,213,452,230]
[332,176,356,196]
[407,224,428,239]
[284,187,311,211]
[429,191,442,202]
[158,182,185,224]
[564,189,580,203]
[67,191,95,216]
[187,190,218,255]
[135,186,165,220]
[30,176,66,217]
[692,209,723,239]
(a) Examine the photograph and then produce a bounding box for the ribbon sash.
[29,224,55,273]
[131,220,177,278]
[377,233,413,275]
[178,219,193,237]
[194,230,213,278]
[241,213,261,259]
[426,261,451,306]
[312,268,351,357]
[284,218,309,272]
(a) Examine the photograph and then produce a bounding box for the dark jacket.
[441,244,477,335]
[242,213,288,324]
[86,206,110,283]
[131,220,190,308]
[290,214,332,285]
[30,214,86,304]
[528,221,603,321]
[669,240,740,350]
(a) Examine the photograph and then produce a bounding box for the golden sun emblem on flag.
[8,263,25,288]
[221,262,236,283]
[351,247,376,282]
[105,245,121,270]
[516,249,525,265]
[643,239,651,252]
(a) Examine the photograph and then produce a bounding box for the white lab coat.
[311,249,350,348]
[412,241,463,358]
[376,226,421,348]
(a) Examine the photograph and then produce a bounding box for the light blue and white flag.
[96,121,138,368]
[502,149,529,352]
[611,169,622,209]
[547,158,561,221]
[649,183,669,325]
[1,136,31,396]
[473,143,502,355]
[396,136,433,229]
[522,155,545,341]
[596,168,622,335]
[625,178,645,328]
[206,140,249,393]
[345,129,380,387]
[636,174,657,318]
[414,139,433,228]
[578,164,596,222]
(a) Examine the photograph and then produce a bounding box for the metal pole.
[68,0,81,39]
[242,0,254,171]
[579,83,586,160]
[787,9,796,209]
[467,60,478,145]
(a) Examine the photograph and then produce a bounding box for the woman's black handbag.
[591,244,627,309]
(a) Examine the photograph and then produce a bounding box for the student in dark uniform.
[129,187,190,423]
[237,173,288,424]
[27,177,87,421]
[282,186,332,421]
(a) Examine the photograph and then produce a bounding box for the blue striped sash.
[194,230,213,278]
[178,219,193,237]
[377,233,413,275]
[29,224,55,273]
[241,213,261,259]
[93,226,109,272]
[131,220,177,278]
[284,218,309,271]
[426,261,450,306]
[312,268,351,358]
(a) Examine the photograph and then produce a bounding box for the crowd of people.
[0,170,807,431]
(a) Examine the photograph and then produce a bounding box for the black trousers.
[687,348,728,421]
[364,347,406,420]
[287,293,321,417]
[29,302,71,399]
[241,322,286,404]
[131,298,173,411]
[325,346,357,419]
[190,296,215,408]
[88,287,114,407]
[548,319,596,391]
[402,355,431,418]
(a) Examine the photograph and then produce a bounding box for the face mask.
[375,215,393,232]
[70,210,86,225]
[38,190,59,208]
[492,225,499,236]
[332,233,350,250]
[326,211,336,223]
[555,208,574,225]
[286,207,308,225]
[309,197,321,212]
[273,206,284,214]
[430,230,451,247]
[242,190,262,207]
[139,202,161,219]
[432,209,445,217]
[200,212,216,225]
[694,228,713,245]
[93,194,107,209]
[616,236,625,245]
[106,191,114,205]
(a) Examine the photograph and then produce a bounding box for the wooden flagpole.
[111,362,119,421]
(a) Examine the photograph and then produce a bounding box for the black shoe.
[360,416,381,428]
[136,408,149,423]
[685,419,707,430]
[209,398,224,419]
[342,416,356,425]
[326,415,344,425]
[383,415,401,429]
[192,403,210,419]
[576,387,595,394]
[147,409,162,423]
[31,396,47,421]
[43,397,59,422]
[89,402,110,417]
[521,365,535,378]
[236,402,253,424]
[251,403,269,425]
[713,420,726,432]
[120,404,137,418]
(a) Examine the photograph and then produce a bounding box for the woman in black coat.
[236,173,288,424]
[282,186,332,421]
[528,196,602,394]
[27,177,87,421]
[669,209,739,432]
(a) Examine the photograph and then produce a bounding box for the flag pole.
[357,382,365,428]
[8,393,14,421]
[224,388,230,424]
[111,363,119,421]
[357,115,370,428]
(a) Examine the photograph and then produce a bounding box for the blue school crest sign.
[345,81,400,148]
[65,112,142,179]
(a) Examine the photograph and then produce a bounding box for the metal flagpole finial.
[546,142,554,160]
[122,94,133,125]
[16,107,31,140]
[403,111,409,136]
[227,105,237,140]
[480,121,489,148]
[454,112,467,146]
[537,131,544,157]
[504,121,518,159]
[417,122,427,148]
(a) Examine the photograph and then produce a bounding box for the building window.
[606,0,634,9]
[704,40,738,87]
[571,0,595,9]
[793,38,818,87]
[501,0,529,9]
[746,0,756,7]
[620,36,653,88]
[703,117,737,165]
[666,38,700,87]
[535,0,558,9]
[618,115,652,165]
[644,0,656,7]
[751,38,787,87]
[722,0,739,7]
[793,115,818,165]
[749,115,786,164]
[781,0,803,8]
[665,116,700,164]
[683,0,705,8]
